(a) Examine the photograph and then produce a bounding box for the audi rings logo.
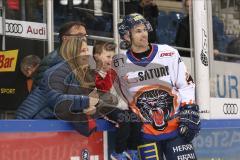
[223,103,238,115]
[5,23,23,34]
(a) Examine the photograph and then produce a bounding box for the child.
[20,55,41,92]
[93,41,142,160]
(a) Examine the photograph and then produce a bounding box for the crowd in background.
[4,0,240,62]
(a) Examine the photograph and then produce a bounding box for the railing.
[174,46,240,60]
[54,32,114,43]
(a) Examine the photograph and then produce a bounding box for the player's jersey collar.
[126,44,158,67]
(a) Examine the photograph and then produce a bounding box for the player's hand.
[83,106,96,115]
[178,104,201,142]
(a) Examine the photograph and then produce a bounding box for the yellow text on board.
[0,88,16,94]
[0,50,18,72]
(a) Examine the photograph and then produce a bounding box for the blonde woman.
[41,36,99,136]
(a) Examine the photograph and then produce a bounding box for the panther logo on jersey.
[134,86,175,131]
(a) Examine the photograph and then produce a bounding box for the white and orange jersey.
[113,44,195,140]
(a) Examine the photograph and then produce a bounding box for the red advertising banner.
[7,0,20,10]
[0,131,103,160]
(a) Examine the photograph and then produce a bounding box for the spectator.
[175,0,191,57]
[116,13,200,159]
[93,40,142,160]
[25,0,43,22]
[226,36,240,62]
[125,0,159,43]
[237,0,240,10]
[226,36,240,55]
[16,21,89,121]
[20,55,41,78]
[20,55,41,92]
[175,0,219,57]
[56,0,113,36]
[81,0,113,36]
[58,0,82,21]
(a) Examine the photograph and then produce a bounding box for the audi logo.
[5,23,23,34]
[223,103,238,115]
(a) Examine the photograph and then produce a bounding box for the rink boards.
[0,119,240,160]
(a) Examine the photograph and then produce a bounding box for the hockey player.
[113,13,200,160]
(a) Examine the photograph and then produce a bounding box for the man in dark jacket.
[32,21,88,87]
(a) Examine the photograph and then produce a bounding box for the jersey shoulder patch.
[112,53,127,68]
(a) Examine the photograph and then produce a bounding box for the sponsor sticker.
[0,18,47,40]
[159,52,175,58]
[223,103,238,115]
[0,50,18,72]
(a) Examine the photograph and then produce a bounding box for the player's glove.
[178,104,201,142]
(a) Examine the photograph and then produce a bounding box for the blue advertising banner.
[1,119,240,159]
[193,120,240,160]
